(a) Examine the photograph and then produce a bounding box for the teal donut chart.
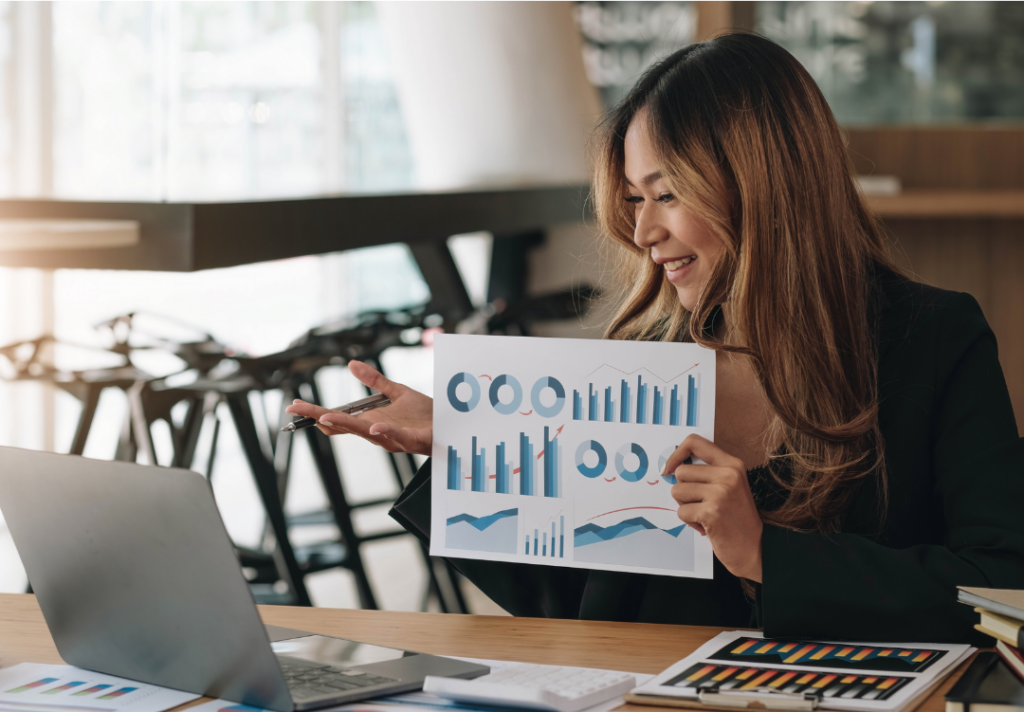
[659,444,681,484]
[446,372,481,412]
[488,374,523,415]
[575,440,608,478]
[615,442,649,482]
[530,376,566,418]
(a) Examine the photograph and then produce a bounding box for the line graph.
[584,362,700,382]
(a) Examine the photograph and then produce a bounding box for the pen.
[282,392,392,432]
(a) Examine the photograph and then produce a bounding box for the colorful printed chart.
[667,662,912,701]
[709,637,946,673]
[431,335,716,579]
[0,663,198,712]
[633,631,975,712]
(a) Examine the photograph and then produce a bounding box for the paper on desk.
[632,631,974,712]
[184,657,654,712]
[0,663,199,712]
[430,334,716,580]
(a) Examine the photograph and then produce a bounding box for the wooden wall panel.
[889,220,995,316]
[846,127,1024,189]
[848,128,1024,431]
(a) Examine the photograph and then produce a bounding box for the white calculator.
[423,662,637,712]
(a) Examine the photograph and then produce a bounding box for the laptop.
[0,447,488,712]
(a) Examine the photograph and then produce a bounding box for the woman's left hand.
[663,434,764,582]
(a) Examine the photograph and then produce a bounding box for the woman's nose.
[633,205,668,250]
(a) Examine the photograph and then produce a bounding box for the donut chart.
[488,374,523,415]
[615,442,649,482]
[530,376,566,418]
[575,440,608,479]
[446,372,481,413]
[659,444,681,484]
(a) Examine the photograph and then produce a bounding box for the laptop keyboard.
[278,660,398,700]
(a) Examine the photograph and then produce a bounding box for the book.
[976,608,1024,648]
[960,588,1024,623]
[946,652,1024,712]
[998,641,1024,685]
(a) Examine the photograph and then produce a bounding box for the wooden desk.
[0,593,965,712]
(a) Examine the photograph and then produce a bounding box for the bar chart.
[525,513,567,559]
[666,663,911,702]
[572,373,701,427]
[446,426,563,497]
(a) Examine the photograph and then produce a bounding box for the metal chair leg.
[225,393,312,607]
[69,384,103,456]
[301,379,379,610]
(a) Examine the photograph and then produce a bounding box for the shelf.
[866,190,1024,218]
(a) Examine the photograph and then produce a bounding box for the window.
[51,1,414,200]
[758,1,1024,124]
[575,1,695,108]
[0,2,10,196]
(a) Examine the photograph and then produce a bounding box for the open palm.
[285,360,433,456]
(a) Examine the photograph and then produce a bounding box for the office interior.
[0,0,1022,619]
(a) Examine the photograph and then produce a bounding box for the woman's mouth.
[664,255,697,283]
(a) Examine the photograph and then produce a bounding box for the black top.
[389,272,1024,644]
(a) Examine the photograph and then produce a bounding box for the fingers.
[313,414,405,452]
[662,434,742,475]
[367,422,420,453]
[675,504,708,536]
[348,360,401,399]
[670,481,716,505]
[285,400,333,419]
[318,410,377,437]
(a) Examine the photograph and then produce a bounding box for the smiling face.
[623,113,723,312]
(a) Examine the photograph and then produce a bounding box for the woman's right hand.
[285,360,433,456]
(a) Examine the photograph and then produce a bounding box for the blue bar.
[637,375,647,424]
[559,516,564,557]
[551,522,556,557]
[543,532,547,557]
[543,428,559,498]
[620,380,630,422]
[544,426,558,497]
[604,387,613,422]
[588,384,598,421]
[670,384,681,426]
[447,446,459,489]
[471,437,477,490]
[525,535,529,553]
[653,387,664,425]
[573,390,582,420]
[496,443,509,494]
[519,433,534,496]
[533,529,538,555]
[687,375,698,427]
[471,437,487,492]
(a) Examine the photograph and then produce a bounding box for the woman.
[287,33,1024,642]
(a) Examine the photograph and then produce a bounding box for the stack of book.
[946,587,1024,712]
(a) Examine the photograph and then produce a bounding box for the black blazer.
[390,272,1024,643]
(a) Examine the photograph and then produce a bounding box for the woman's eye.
[656,193,675,203]
[625,196,643,205]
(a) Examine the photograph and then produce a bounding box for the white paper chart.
[0,663,199,712]
[430,334,715,579]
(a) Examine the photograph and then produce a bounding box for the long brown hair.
[593,33,903,534]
